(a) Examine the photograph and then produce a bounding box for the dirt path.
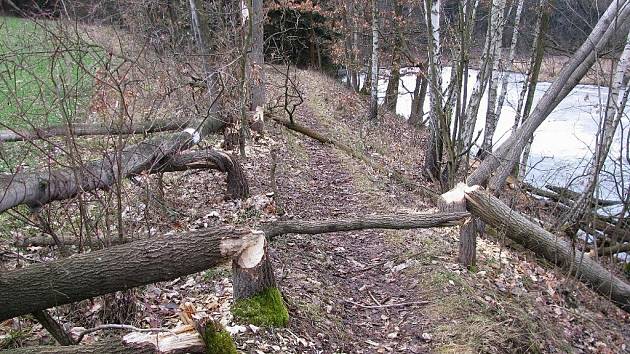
[238,69,630,353]
[241,72,452,353]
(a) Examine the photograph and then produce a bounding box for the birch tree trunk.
[564,31,630,228]
[468,0,630,188]
[516,0,548,181]
[369,0,380,120]
[495,0,524,121]
[481,0,524,156]
[456,0,480,167]
[461,0,495,150]
[422,0,445,182]
[249,0,266,119]
[479,0,508,157]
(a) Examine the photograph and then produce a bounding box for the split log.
[0,326,204,353]
[271,116,440,201]
[0,119,194,143]
[0,226,263,321]
[0,211,467,321]
[464,185,630,312]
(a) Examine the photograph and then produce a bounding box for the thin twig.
[344,299,429,309]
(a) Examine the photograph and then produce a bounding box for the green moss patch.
[202,322,238,354]
[231,287,289,327]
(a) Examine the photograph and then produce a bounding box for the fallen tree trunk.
[14,235,127,248]
[0,341,156,354]
[0,119,194,143]
[598,242,630,257]
[0,125,236,213]
[545,184,621,207]
[0,326,205,354]
[271,116,440,201]
[262,211,467,238]
[0,211,467,321]
[523,184,630,243]
[155,149,249,199]
[0,226,263,321]
[463,185,630,312]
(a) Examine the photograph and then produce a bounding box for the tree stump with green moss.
[231,236,289,327]
[200,321,238,354]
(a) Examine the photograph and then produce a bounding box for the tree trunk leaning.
[464,185,630,312]
[469,0,630,188]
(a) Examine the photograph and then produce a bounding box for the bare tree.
[369,0,380,120]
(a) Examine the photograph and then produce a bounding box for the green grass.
[0,16,101,172]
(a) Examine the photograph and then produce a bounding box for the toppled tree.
[0,211,466,321]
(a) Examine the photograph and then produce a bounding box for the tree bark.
[479,0,522,158]
[0,211,466,321]
[598,242,630,257]
[478,0,508,157]
[31,310,75,346]
[0,119,194,143]
[262,211,468,239]
[233,242,277,300]
[0,126,233,214]
[0,226,263,321]
[157,149,249,200]
[369,0,380,120]
[493,0,524,120]
[422,0,446,184]
[462,2,494,150]
[464,185,630,312]
[383,0,403,112]
[249,0,265,117]
[0,341,156,354]
[408,69,427,127]
[438,183,476,266]
[545,184,620,207]
[516,0,549,181]
[0,131,189,213]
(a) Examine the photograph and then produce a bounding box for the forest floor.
[1,67,630,353]
[235,69,630,353]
